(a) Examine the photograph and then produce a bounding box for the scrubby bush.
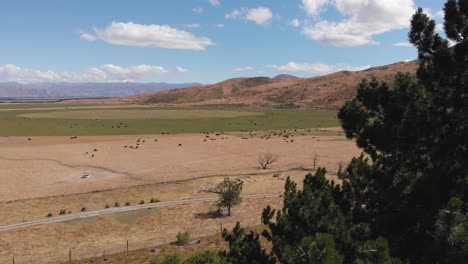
[176,231,190,246]
[114,202,120,207]
[139,200,145,204]
[184,251,223,264]
[125,202,130,206]
[161,253,182,264]
[105,204,110,208]
[58,209,66,215]
[150,198,160,203]
[81,207,86,212]
[46,212,53,217]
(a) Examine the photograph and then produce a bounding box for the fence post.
[127,240,129,252]
[12,257,15,264]
[220,223,223,234]
[69,249,71,262]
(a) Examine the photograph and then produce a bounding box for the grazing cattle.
[154,139,158,142]
[28,138,31,141]
[91,154,95,158]
[94,149,98,152]
[178,144,182,146]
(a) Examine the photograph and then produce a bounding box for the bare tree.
[312,152,319,170]
[258,152,279,169]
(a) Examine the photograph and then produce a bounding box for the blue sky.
[0,0,447,84]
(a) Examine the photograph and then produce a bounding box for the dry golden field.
[0,129,360,263]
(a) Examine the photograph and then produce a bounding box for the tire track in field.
[0,155,148,182]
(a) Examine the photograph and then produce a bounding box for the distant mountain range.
[104,60,418,109]
[0,82,201,99]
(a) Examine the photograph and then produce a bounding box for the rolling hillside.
[85,60,418,109]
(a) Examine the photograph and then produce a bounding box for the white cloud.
[302,0,416,46]
[225,7,273,26]
[209,0,220,7]
[234,66,254,72]
[392,42,413,47]
[81,22,214,51]
[423,8,435,18]
[183,24,201,28]
[175,66,189,73]
[192,7,204,13]
[269,62,370,74]
[436,10,444,18]
[215,24,225,28]
[301,0,329,17]
[436,23,444,32]
[289,19,301,28]
[80,33,97,41]
[0,64,172,83]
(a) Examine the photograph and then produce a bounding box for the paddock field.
[0,103,339,136]
[0,103,361,262]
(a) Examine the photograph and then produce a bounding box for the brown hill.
[94,60,418,109]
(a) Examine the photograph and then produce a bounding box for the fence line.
[0,217,262,264]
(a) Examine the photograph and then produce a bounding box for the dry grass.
[0,131,359,202]
[0,197,282,263]
[0,130,360,262]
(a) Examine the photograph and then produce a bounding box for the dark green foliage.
[161,253,183,264]
[184,251,223,264]
[176,231,190,246]
[105,204,110,208]
[222,222,276,264]
[216,178,243,216]
[58,209,66,215]
[114,202,120,207]
[46,212,52,217]
[335,2,468,262]
[139,200,145,204]
[262,168,393,263]
[125,201,130,206]
[81,207,86,212]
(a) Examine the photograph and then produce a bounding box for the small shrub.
[67,210,72,214]
[46,212,53,217]
[139,200,145,204]
[125,202,130,206]
[161,253,183,264]
[184,251,223,264]
[59,209,66,215]
[105,204,110,208]
[81,207,86,212]
[114,202,120,207]
[176,231,190,246]
[150,198,160,203]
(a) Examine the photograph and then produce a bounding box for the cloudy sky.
[0,0,447,83]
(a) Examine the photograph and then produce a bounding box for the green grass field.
[0,103,340,136]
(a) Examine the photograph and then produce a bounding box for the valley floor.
[0,128,359,263]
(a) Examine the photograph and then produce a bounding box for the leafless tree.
[258,152,279,169]
[312,152,319,170]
